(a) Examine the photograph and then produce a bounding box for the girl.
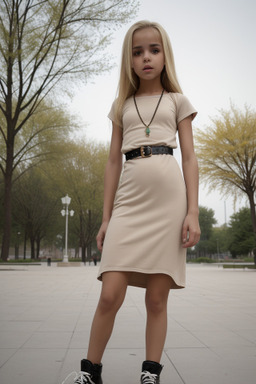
[63,20,200,384]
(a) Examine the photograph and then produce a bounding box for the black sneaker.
[61,371,94,384]
[74,371,95,384]
[62,359,103,384]
[140,360,163,384]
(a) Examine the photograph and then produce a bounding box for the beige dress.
[97,93,197,289]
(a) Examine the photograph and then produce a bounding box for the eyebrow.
[132,43,161,50]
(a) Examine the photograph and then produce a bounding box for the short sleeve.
[108,99,121,126]
[174,94,197,124]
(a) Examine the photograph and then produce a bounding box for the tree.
[195,104,256,238]
[207,225,229,259]
[51,140,109,261]
[0,0,139,260]
[0,99,72,259]
[227,207,256,260]
[194,206,217,257]
[12,168,60,259]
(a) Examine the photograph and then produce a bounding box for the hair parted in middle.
[114,20,183,126]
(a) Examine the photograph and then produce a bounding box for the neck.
[136,79,163,96]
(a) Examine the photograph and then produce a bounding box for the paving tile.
[59,348,184,384]
[23,331,73,349]
[211,345,256,360]
[0,349,17,367]
[190,329,255,347]
[69,332,90,349]
[0,348,65,384]
[169,312,225,331]
[0,320,41,332]
[235,329,256,344]
[0,331,33,349]
[0,264,256,384]
[165,347,256,384]
[38,313,80,332]
[165,330,205,348]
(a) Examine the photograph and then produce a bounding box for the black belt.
[125,146,173,161]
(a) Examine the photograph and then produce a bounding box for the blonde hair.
[114,20,183,126]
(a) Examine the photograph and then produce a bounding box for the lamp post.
[61,195,74,263]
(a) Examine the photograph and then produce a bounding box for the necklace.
[133,89,165,136]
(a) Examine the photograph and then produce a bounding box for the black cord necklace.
[133,89,165,136]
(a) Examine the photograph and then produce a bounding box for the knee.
[98,290,124,315]
[145,294,167,315]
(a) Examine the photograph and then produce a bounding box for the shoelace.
[61,371,95,384]
[141,370,158,384]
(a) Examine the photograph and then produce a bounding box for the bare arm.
[178,116,201,248]
[96,122,123,251]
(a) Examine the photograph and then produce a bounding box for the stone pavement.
[0,263,255,384]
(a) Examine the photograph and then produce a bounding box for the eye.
[152,48,160,54]
[133,50,141,56]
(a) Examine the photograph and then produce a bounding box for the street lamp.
[61,195,74,263]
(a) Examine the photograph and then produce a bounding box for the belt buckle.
[140,146,152,158]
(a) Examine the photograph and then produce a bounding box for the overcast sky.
[69,0,256,226]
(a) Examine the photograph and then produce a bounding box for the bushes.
[188,257,215,263]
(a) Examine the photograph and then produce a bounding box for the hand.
[181,213,201,248]
[96,221,109,252]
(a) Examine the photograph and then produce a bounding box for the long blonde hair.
[114,20,183,126]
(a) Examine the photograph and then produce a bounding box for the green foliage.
[3,102,73,180]
[40,139,109,260]
[223,264,256,269]
[0,0,139,99]
[194,206,217,256]
[198,206,217,240]
[207,225,229,255]
[0,0,139,260]
[0,259,41,264]
[9,138,109,259]
[227,207,256,257]
[195,104,256,236]
[189,257,215,263]
[195,104,256,198]
[12,168,61,259]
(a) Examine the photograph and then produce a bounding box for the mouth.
[143,65,153,71]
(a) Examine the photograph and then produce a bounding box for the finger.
[182,239,194,248]
[97,241,103,252]
[97,241,101,252]
[182,226,188,245]
[182,232,200,248]
[96,233,103,252]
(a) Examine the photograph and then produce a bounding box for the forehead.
[132,27,162,46]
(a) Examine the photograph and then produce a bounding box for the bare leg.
[145,274,171,363]
[87,271,130,364]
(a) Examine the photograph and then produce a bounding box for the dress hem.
[97,266,185,290]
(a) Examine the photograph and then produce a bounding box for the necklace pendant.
[145,126,150,136]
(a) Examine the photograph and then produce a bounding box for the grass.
[0,258,41,263]
[223,264,256,269]
[187,257,215,263]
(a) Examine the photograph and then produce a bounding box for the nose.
[143,50,150,62]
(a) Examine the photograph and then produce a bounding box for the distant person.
[92,254,97,266]
[62,20,200,384]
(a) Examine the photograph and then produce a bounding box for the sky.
[69,0,256,226]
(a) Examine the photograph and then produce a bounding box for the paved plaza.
[0,263,255,384]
